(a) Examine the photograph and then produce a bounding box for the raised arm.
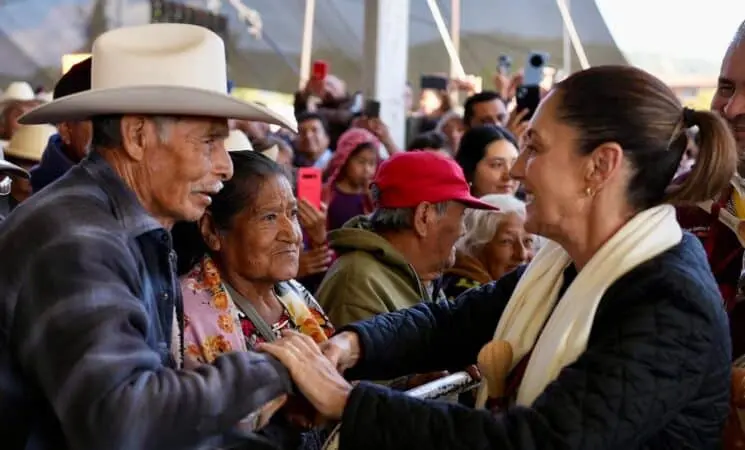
[337,283,726,450]
[15,236,293,450]
[342,268,523,381]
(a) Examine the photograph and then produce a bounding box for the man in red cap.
[316,150,497,330]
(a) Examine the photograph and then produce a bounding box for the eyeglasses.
[0,176,12,196]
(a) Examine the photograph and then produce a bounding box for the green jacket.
[316,216,432,327]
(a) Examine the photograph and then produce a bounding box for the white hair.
[455,194,540,258]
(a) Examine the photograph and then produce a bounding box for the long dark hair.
[455,125,518,183]
[171,151,289,275]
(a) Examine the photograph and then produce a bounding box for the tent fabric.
[0,0,626,91]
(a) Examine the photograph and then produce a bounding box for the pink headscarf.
[322,127,381,208]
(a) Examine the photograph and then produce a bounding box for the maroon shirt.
[676,185,745,358]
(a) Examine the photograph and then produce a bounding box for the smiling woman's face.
[217,174,303,282]
[511,91,590,239]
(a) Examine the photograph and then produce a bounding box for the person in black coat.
[258,66,737,449]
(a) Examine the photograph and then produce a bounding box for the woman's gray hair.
[455,194,535,258]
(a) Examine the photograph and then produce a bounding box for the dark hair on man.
[295,111,329,133]
[171,151,289,275]
[455,125,517,183]
[463,91,503,127]
[554,65,737,210]
[407,130,447,151]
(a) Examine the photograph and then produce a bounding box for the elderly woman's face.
[219,174,303,282]
[511,92,589,238]
[138,116,232,225]
[480,212,535,279]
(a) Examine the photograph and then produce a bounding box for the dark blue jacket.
[339,233,731,449]
[0,151,292,450]
[29,134,74,193]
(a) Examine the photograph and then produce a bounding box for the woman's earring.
[585,187,593,197]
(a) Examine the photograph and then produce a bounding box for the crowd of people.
[0,17,743,450]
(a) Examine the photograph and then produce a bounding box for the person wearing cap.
[0,24,298,450]
[315,150,497,330]
[0,81,38,143]
[29,57,94,193]
[0,159,29,221]
[0,124,56,213]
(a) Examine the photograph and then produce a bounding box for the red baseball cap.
[372,151,499,211]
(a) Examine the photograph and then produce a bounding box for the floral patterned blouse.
[178,256,335,368]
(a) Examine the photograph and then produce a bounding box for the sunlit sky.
[596,0,745,63]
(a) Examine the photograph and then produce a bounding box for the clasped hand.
[257,330,360,421]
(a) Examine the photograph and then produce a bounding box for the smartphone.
[523,51,549,87]
[311,60,328,81]
[364,99,381,118]
[420,75,448,91]
[497,55,512,75]
[297,167,323,210]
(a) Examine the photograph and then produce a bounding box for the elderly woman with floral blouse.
[172,150,334,450]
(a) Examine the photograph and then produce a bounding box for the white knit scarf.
[475,204,683,408]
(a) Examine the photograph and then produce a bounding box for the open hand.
[258,330,352,421]
[298,199,328,247]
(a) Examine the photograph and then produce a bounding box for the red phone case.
[312,60,328,80]
[297,168,323,210]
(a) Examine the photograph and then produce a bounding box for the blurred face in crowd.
[468,98,508,128]
[342,145,377,190]
[479,212,535,279]
[204,173,303,283]
[419,89,443,116]
[472,139,519,197]
[57,120,93,162]
[1,100,37,139]
[297,118,329,160]
[441,116,465,154]
[712,35,745,162]
[6,156,35,202]
[121,115,232,227]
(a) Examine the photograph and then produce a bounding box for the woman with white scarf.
[256,66,737,449]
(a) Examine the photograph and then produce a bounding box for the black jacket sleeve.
[337,276,723,450]
[342,268,523,381]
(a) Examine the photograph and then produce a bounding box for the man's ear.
[199,211,222,252]
[120,116,159,161]
[412,202,436,238]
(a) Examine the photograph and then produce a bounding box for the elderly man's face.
[133,116,232,226]
[57,120,93,163]
[713,37,745,159]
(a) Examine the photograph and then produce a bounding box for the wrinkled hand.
[506,108,530,143]
[297,245,333,277]
[258,330,353,421]
[320,331,361,373]
[298,199,328,247]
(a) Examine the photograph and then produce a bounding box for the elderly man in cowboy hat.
[0,23,297,450]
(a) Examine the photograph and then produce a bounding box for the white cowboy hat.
[1,81,35,105]
[4,124,56,163]
[20,23,296,132]
[225,129,279,162]
[35,91,53,103]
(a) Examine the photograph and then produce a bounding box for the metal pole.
[424,0,466,80]
[449,0,461,80]
[562,0,571,75]
[298,0,316,89]
[554,0,590,70]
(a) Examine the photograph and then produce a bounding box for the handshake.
[247,330,362,430]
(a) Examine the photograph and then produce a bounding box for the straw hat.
[0,81,35,105]
[225,129,279,162]
[20,23,296,131]
[4,125,57,163]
